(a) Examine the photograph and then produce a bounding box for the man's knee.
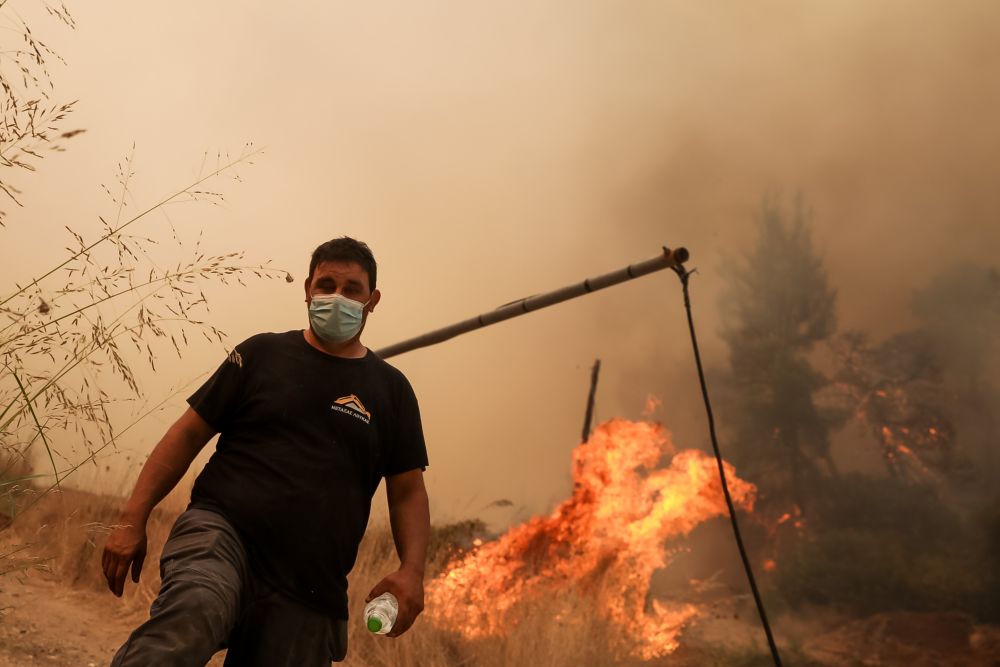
[155,508,247,620]
[112,582,237,667]
[154,577,241,630]
[114,509,250,665]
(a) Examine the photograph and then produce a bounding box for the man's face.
[304,260,379,310]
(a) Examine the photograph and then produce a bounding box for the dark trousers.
[111,508,347,667]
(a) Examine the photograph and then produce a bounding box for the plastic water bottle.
[364,592,398,634]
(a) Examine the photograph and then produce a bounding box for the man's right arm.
[101,406,216,597]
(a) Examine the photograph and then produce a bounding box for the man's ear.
[303,275,312,303]
[367,289,381,313]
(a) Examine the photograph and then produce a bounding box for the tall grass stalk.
[0,0,78,226]
[0,142,286,578]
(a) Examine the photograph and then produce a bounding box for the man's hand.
[366,567,424,637]
[102,518,148,597]
[98,407,214,597]
[375,468,430,637]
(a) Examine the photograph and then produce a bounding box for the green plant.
[773,474,997,620]
[717,196,842,513]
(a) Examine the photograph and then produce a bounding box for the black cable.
[670,263,783,667]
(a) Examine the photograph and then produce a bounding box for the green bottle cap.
[367,616,383,633]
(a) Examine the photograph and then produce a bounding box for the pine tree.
[718,197,839,512]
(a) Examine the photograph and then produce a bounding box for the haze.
[5,0,999,525]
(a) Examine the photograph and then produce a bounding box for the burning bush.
[425,418,756,660]
[773,474,999,621]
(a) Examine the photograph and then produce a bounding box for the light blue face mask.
[308,293,370,343]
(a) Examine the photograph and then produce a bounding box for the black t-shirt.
[186,330,428,619]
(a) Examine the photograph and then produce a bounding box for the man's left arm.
[367,468,430,637]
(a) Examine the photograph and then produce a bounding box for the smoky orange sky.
[6,1,1000,524]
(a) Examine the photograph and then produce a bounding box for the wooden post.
[581,359,601,443]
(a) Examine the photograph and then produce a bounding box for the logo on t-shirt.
[331,394,371,424]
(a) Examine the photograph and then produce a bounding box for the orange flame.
[427,418,756,659]
[880,425,931,476]
[642,394,663,417]
[773,505,805,532]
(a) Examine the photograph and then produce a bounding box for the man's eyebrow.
[315,276,364,288]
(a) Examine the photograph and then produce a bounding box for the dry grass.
[0,476,191,611]
[0,1,79,226]
[6,478,874,665]
[1,136,284,580]
[1,482,672,666]
[342,519,643,667]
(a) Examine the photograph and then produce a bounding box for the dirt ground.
[0,571,135,666]
[0,571,226,667]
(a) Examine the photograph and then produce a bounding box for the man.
[102,237,429,666]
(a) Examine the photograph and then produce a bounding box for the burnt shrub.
[773,474,999,620]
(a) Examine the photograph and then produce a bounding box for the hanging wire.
[669,261,783,667]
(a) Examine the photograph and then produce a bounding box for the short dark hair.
[308,237,378,291]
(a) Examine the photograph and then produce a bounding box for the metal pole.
[375,246,689,359]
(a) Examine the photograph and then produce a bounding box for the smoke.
[910,264,1000,480]
[7,1,1000,523]
[585,0,1000,485]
